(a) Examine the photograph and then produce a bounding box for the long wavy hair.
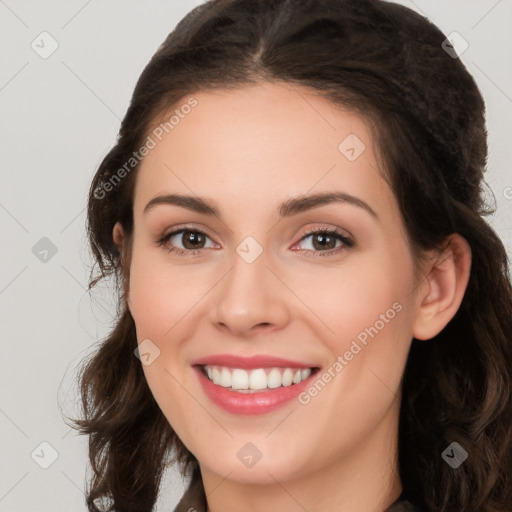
[66,0,512,510]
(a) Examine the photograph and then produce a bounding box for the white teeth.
[220,368,231,387]
[231,369,249,390]
[281,368,294,386]
[301,368,312,380]
[267,368,282,388]
[248,368,267,390]
[203,365,314,391]
[212,367,221,385]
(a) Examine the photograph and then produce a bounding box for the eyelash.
[155,225,355,258]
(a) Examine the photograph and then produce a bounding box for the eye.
[291,227,355,257]
[156,227,218,256]
[155,225,355,258]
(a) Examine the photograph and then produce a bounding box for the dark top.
[172,474,426,511]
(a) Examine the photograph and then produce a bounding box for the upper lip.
[190,354,318,369]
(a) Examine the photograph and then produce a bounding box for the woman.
[69,0,512,511]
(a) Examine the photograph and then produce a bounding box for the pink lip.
[190,354,316,369]
[192,365,319,416]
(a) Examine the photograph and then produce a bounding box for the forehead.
[133,81,395,220]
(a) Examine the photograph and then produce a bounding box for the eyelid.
[156,223,355,256]
[163,223,354,240]
[296,224,354,241]
[290,225,355,253]
[156,224,218,251]
[158,223,214,241]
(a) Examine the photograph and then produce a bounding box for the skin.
[113,81,471,512]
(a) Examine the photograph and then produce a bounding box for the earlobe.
[412,234,472,341]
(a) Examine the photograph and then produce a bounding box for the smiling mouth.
[199,364,320,393]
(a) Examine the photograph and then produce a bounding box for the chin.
[193,439,312,485]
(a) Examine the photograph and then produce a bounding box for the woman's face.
[124,81,424,485]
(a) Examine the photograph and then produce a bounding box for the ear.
[113,221,130,275]
[113,222,125,253]
[412,234,472,340]
[113,222,132,308]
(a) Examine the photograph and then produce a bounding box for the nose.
[209,247,290,338]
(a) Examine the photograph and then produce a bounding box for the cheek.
[127,244,205,340]
[287,250,414,355]
[319,253,416,413]
[126,247,201,436]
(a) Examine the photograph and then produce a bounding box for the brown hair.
[66,0,512,510]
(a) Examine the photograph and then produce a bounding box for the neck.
[202,397,402,512]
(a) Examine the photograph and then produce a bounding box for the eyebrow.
[143,192,378,220]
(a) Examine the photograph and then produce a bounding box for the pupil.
[184,231,204,249]
[313,233,335,250]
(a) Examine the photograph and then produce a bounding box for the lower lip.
[193,366,318,415]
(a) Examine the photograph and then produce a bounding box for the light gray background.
[1,1,511,511]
